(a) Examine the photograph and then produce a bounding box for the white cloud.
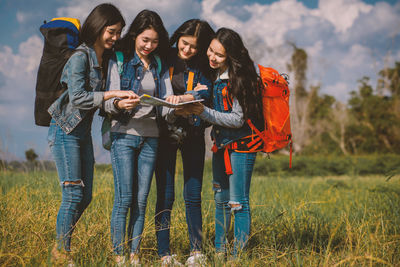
[56,0,201,33]
[0,35,42,79]
[315,0,372,33]
[341,44,372,68]
[324,82,350,101]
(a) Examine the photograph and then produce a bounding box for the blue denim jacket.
[103,51,172,125]
[199,70,254,149]
[48,43,104,134]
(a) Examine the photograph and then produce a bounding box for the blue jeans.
[47,118,94,252]
[212,149,256,256]
[155,132,205,257]
[110,133,158,255]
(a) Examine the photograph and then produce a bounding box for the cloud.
[56,0,202,33]
[315,0,373,33]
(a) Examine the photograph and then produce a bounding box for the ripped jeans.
[212,149,256,256]
[48,118,94,252]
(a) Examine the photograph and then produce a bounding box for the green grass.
[1,162,400,266]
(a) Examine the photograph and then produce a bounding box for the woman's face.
[177,35,198,60]
[96,22,123,50]
[207,39,227,71]
[135,28,159,59]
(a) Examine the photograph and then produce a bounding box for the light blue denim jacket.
[199,69,259,149]
[103,51,173,124]
[48,43,104,134]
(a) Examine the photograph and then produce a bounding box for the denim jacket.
[48,43,104,134]
[103,51,172,124]
[166,48,212,129]
[199,70,254,149]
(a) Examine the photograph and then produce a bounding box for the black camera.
[167,124,187,144]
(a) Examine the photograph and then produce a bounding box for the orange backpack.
[247,65,293,167]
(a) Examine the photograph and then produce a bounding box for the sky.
[0,0,399,162]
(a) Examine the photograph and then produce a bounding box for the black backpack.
[34,18,81,126]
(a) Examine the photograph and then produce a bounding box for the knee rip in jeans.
[213,182,222,193]
[228,201,242,211]
[61,180,85,187]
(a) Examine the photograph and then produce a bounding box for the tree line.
[289,46,400,155]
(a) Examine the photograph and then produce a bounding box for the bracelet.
[113,99,121,110]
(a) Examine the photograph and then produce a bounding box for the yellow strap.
[51,17,81,31]
[169,67,174,81]
[169,67,195,92]
[187,71,194,91]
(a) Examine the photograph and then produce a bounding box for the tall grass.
[1,163,399,266]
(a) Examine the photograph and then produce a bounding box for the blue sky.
[0,0,399,162]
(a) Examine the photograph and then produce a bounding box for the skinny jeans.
[48,117,94,252]
[155,132,205,257]
[212,149,256,256]
[110,132,158,255]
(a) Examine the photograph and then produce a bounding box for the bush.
[252,154,400,177]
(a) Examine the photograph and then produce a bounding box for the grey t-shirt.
[111,69,159,137]
[103,58,175,137]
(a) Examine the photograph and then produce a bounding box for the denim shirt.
[103,51,172,125]
[167,48,212,128]
[199,70,253,149]
[48,43,104,134]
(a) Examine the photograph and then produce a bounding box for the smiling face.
[96,22,123,50]
[135,28,159,59]
[207,39,227,72]
[177,35,198,60]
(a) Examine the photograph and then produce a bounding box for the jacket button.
[216,130,220,134]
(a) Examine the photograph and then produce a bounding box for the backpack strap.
[115,51,124,75]
[154,55,162,74]
[221,86,232,111]
[168,66,195,91]
[247,118,293,168]
[187,71,194,91]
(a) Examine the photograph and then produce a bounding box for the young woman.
[187,28,264,258]
[102,10,172,265]
[47,3,132,265]
[154,19,214,266]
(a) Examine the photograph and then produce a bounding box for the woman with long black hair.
[154,19,214,266]
[103,9,173,265]
[47,3,133,266]
[188,27,264,259]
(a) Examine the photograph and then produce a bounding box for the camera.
[167,124,187,144]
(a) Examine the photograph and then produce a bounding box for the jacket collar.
[79,43,100,69]
[131,51,157,70]
[217,68,229,80]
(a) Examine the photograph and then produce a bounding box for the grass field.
[1,161,400,266]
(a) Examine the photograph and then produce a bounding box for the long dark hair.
[214,28,263,122]
[80,3,125,46]
[170,19,214,75]
[115,9,169,60]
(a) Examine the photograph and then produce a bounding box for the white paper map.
[139,94,204,108]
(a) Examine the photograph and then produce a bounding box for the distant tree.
[25,148,38,163]
[346,77,400,153]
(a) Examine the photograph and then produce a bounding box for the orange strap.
[289,141,293,168]
[247,119,292,168]
[169,66,194,91]
[187,71,194,91]
[169,66,174,80]
[224,146,233,175]
[221,86,232,111]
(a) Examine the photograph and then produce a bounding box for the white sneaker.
[161,254,183,267]
[114,255,126,267]
[129,253,141,266]
[185,252,207,267]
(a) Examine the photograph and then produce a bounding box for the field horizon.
[1,163,399,266]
